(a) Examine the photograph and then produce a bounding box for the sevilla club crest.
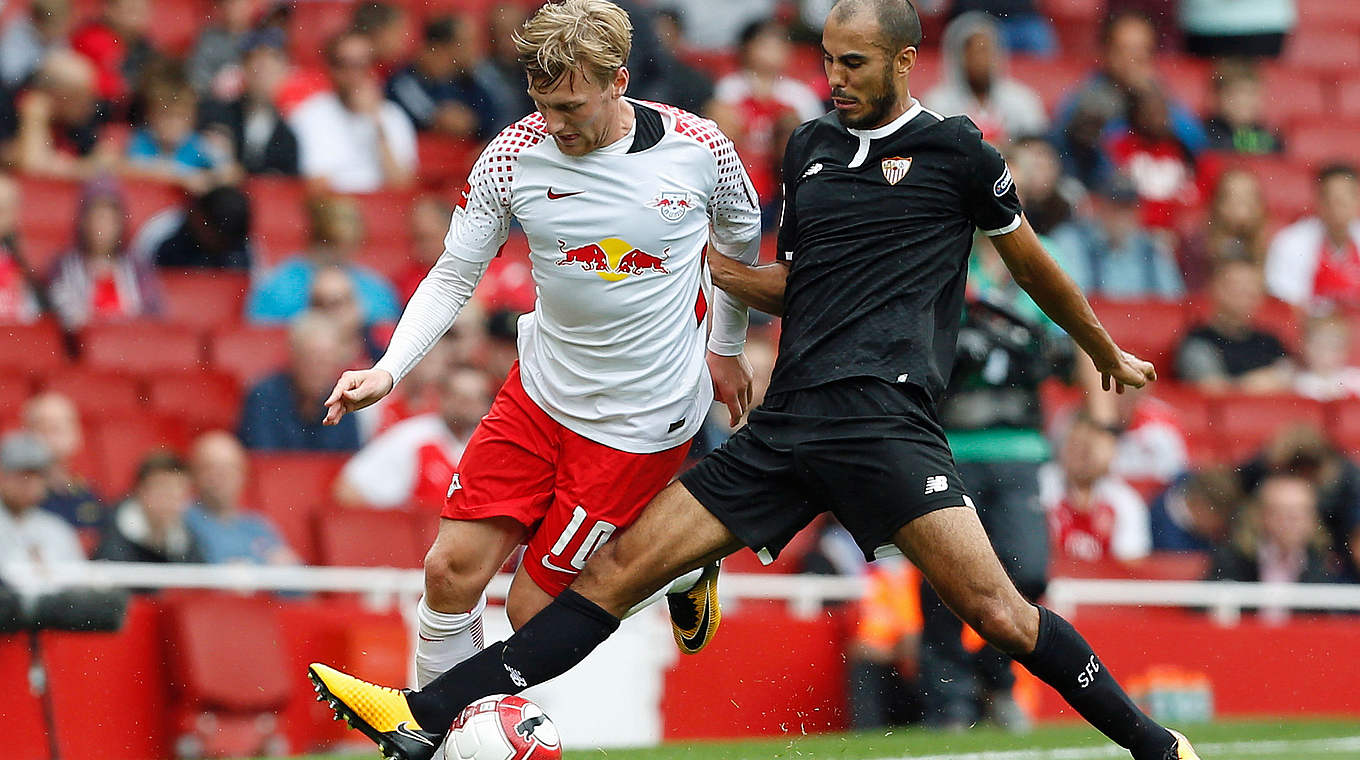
[881,156,912,185]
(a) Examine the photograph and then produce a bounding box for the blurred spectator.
[1207,475,1332,610]
[926,12,1047,145]
[1237,424,1360,581]
[386,16,496,140]
[0,0,73,91]
[124,63,237,191]
[5,50,117,179]
[1175,256,1291,393]
[289,31,416,193]
[710,19,824,213]
[1050,174,1185,299]
[1150,466,1240,552]
[187,0,259,99]
[946,0,1058,57]
[69,0,156,105]
[335,366,490,510]
[0,433,86,567]
[246,194,400,323]
[847,559,925,729]
[1180,0,1296,59]
[184,430,298,565]
[395,195,452,303]
[1295,314,1360,402]
[1177,167,1268,291]
[238,310,362,452]
[1203,61,1283,155]
[199,30,299,176]
[308,264,384,363]
[350,1,411,81]
[1109,388,1190,490]
[1105,86,1200,230]
[1266,164,1360,309]
[1056,11,1206,159]
[1041,412,1151,562]
[0,172,43,323]
[477,4,536,130]
[365,329,463,436]
[1006,136,1079,237]
[1051,84,1120,192]
[94,452,204,564]
[656,0,774,51]
[131,185,253,270]
[47,178,162,329]
[651,7,717,116]
[22,393,108,543]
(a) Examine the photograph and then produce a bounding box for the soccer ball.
[443,694,562,760]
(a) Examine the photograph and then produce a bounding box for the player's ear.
[897,46,917,76]
[612,65,629,98]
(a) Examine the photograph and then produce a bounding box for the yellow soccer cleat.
[1169,729,1202,759]
[308,662,440,760]
[667,562,722,655]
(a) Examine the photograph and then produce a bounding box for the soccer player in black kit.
[309,2,1200,758]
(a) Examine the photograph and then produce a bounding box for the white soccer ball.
[443,695,562,760]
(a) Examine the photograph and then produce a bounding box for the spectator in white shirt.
[335,366,492,510]
[925,12,1048,146]
[288,30,417,193]
[1294,312,1360,402]
[0,433,86,572]
[1265,164,1360,309]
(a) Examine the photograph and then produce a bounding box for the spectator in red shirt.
[1266,164,1360,310]
[69,0,156,106]
[1105,85,1199,231]
[1041,412,1151,562]
[1109,387,1189,492]
[46,177,161,329]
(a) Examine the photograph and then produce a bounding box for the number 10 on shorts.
[547,505,617,572]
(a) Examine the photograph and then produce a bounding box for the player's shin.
[406,589,620,731]
[622,566,704,618]
[415,595,486,688]
[1015,606,1176,760]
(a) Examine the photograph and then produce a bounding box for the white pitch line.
[868,735,1360,760]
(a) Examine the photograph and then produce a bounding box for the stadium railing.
[7,562,1360,625]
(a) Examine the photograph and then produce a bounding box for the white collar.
[847,98,923,139]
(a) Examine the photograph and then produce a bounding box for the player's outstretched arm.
[991,216,1156,393]
[706,249,790,316]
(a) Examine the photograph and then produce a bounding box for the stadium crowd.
[0,0,1358,733]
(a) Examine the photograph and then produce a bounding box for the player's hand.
[1097,350,1157,394]
[708,351,754,426]
[323,368,394,425]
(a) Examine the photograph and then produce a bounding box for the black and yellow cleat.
[1169,729,1202,760]
[307,662,441,760]
[667,562,722,655]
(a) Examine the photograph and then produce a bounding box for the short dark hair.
[135,452,187,486]
[1318,163,1359,185]
[424,15,459,46]
[351,1,400,33]
[830,0,922,51]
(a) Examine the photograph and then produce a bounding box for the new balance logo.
[447,473,462,498]
[924,475,949,495]
[1077,654,1101,688]
[801,162,823,179]
[504,664,527,688]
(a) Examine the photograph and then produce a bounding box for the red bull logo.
[556,238,670,281]
[647,191,696,222]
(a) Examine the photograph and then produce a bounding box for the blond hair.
[514,0,632,90]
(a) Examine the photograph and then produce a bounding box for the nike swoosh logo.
[395,721,434,747]
[679,589,712,651]
[540,554,579,574]
[547,188,584,200]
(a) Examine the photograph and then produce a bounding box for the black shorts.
[680,376,974,563]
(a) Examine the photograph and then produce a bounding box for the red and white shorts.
[444,363,691,595]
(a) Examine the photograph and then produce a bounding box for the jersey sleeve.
[959,119,1023,237]
[775,125,811,263]
[707,127,762,248]
[444,131,519,263]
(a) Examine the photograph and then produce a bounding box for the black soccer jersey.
[768,100,1024,403]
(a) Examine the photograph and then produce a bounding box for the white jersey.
[378,100,762,453]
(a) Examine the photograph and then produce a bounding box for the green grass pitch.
[264,717,1360,760]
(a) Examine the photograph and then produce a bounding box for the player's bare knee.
[969,592,1034,655]
[423,543,485,611]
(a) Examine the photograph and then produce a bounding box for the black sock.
[1015,606,1175,760]
[407,589,620,731]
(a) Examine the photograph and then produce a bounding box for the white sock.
[415,594,486,689]
[624,566,706,619]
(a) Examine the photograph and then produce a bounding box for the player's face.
[528,67,629,156]
[822,11,914,130]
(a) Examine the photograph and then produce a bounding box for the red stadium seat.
[248,452,349,563]
[1007,56,1090,114]
[1039,0,1102,58]
[1210,393,1326,463]
[42,367,145,417]
[1157,57,1212,114]
[159,271,250,330]
[1339,78,1360,121]
[1089,298,1189,373]
[416,134,480,188]
[317,508,427,568]
[81,322,205,375]
[1327,398,1360,456]
[121,182,187,230]
[208,325,291,384]
[85,412,189,499]
[351,189,417,278]
[141,0,211,55]
[1296,0,1360,32]
[0,320,70,375]
[1257,67,1328,129]
[17,176,81,246]
[1288,122,1360,168]
[146,370,242,435]
[1282,29,1360,75]
[287,1,356,67]
[0,375,36,431]
[244,177,309,265]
